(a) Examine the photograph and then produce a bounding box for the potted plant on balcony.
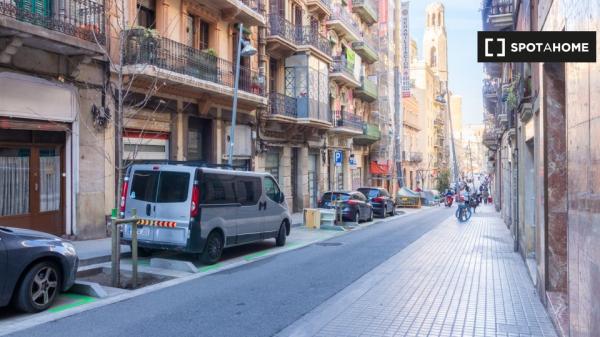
[126,27,160,65]
[197,48,218,82]
[251,74,262,95]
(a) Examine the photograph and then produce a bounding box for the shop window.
[265,151,280,182]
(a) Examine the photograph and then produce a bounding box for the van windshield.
[130,170,190,203]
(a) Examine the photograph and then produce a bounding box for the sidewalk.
[278,205,558,337]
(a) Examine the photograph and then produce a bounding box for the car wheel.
[383,206,388,218]
[14,261,61,313]
[388,203,395,216]
[368,209,374,222]
[354,211,360,223]
[201,231,224,265]
[275,222,287,247]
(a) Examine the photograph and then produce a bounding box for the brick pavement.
[278,205,557,337]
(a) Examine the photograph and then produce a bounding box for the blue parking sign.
[335,150,343,167]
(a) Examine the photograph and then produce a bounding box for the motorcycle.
[444,195,454,207]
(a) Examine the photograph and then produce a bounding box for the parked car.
[120,163,291,265]
[317,191,373,223]
[0,227,78,313]
[357,187,396,217]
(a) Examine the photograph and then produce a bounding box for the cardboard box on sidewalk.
[304,209,321,229]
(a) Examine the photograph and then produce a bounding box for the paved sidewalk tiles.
[279,205,557,337]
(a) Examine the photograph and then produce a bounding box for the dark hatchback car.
[317,191,373,223]
[0,227,78,312]
[357,187,396,217]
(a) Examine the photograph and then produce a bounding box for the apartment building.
[482,1,600,336]
[0,0,109,238]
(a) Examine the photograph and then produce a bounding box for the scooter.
[444,195,454,207]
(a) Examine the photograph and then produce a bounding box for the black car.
[317,191,373,223]
[0,227,78,313]
[357,187,396,217]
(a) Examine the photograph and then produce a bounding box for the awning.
[369,161,389,175]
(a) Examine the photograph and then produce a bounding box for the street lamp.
[228,23,257,167]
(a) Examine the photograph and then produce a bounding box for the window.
[130,171,159,202]
[199,20,210,50]
[236,177,261,205]
[201,174,237,204]
[137,0,156,28]
[264,177,281,202]
[157,172,190,203]
[322,192,350,202]
[358,188,379,199]
[430,47,437,67]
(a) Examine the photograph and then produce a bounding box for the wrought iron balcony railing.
[267,14,297,44]
[0,0,106,44]
[329,5,361,38]
[123,29,264,96]
[297,25,331,55]
[240,0,264,15]
[269,92,297,118]
[482,79,499,96]
[488,0,514,16]
[332,110,364,131]
[331,56,355,77]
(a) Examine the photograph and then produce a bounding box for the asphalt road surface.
[9,207,453,337]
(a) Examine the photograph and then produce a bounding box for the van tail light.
[190,184,200,217]
[373,197,383,203]
[119,178,129,214]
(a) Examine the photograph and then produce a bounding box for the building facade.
[481,1,600,336]
[0,0,109,239]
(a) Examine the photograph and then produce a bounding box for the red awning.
[370,161,389,175]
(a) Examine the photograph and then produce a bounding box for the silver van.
[120,163,290,264]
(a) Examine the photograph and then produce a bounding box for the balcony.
[354,123,381,145]
[351,0,377,25]
[194,0,264,26]
[331,110,364,135]
[122,29,266,107]
[0,0,105,55]
[352,34,378,63]
[354,76,377,102]
[266,14,298,57]
[482,79,499,100]
[482,0,514,31]
[269,92,297,119]
[330,56,360,88]
[483,130,498,149]
[306,0,331,16]
[296,25,332,62]
[405,152,424,163]
[326,6,361,42]
[434,116,444,127]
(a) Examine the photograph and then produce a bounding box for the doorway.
[0,130,65,235]
[308,153,318,208]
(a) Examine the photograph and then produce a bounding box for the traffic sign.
[335,150,343,167]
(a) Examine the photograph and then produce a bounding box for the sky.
[408,0,484,125]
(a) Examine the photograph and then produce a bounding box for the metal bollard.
[131,209,138,289]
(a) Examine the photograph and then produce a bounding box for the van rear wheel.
[275,223,286,247]
[201,232,223,265]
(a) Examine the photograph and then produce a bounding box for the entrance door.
[0,145,64,235]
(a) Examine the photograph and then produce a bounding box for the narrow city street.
[4,206,557,337]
